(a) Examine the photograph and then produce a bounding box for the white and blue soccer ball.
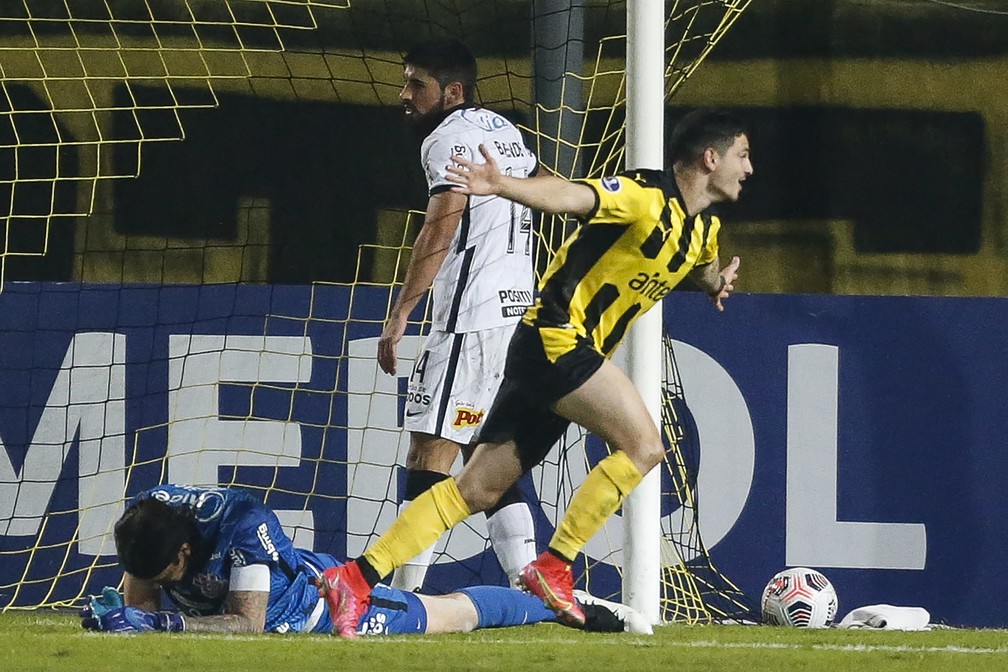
[760,567,838,628]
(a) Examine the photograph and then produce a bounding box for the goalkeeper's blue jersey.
[130,484,337,634]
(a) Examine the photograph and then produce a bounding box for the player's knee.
[405,433,461,472]
[455,478,506,514]
[457,486,498,514]
[617,430,665,473]
[638,437,666,471]
[454,440,523,513]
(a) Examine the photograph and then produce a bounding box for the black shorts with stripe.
[477,322,604,472]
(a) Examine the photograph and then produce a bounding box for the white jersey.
[421,106,538,333]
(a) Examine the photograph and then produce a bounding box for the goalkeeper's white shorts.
[403,324,514,444]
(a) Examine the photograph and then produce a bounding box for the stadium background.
[1,0,1006,629]
[6,0,1006,295]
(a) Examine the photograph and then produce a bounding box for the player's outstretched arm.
[447,144,595,218]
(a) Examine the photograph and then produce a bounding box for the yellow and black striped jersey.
[523,169,721,360]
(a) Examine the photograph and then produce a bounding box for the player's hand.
[446,144,501,195]
[80,586,125,621]
[81,605,186,633]
[377,312,408,375]
[379,310,409,372]
[710,256,741,312]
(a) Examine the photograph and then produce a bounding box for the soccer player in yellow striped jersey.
[320,109,752,637]
[527,168,726,360]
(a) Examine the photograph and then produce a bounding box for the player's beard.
[406,100,453,139]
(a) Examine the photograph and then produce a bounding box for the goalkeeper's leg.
[359,583,637,635]
[447,586,647,633]
[421,587,555,634]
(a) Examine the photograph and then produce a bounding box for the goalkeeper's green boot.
[517,550,585,627]
[319,562,371,639]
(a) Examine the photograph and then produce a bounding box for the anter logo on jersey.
[452,407,485,428]
[629,271,673,301]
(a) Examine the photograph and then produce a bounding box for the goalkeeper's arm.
[145,563,268,634]
[82,591,267,634]
[85,565,269,634]
[180,588,268,634]
[135,563,268,634]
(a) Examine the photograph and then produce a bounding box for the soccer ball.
[760,567,838,628]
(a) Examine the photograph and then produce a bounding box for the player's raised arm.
[447,144,596,218]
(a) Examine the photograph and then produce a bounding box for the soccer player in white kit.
[376,38,541,591]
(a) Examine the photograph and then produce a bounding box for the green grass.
[2,611,1007,672]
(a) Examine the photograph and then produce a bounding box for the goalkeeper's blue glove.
[81,586,125,619]
[81,605,186,634]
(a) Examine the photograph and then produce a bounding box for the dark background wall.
[111,91,428,283]
[1,0,1005,293]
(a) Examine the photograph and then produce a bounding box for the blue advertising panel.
[0,283,363,606]
[0,283,1003,627]
[661,291,1008,628]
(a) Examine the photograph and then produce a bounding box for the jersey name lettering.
[493,140,525,158]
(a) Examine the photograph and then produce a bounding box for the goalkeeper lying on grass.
[81,484,650,636]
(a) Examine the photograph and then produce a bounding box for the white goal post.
[622,0,666,625]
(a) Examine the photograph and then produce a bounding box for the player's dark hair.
[404,38,477,102]
[114,497,202,580]
[668,109,748,166]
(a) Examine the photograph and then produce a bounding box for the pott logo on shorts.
[452,407,485,428]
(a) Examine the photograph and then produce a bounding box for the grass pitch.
[2,611,1006,672]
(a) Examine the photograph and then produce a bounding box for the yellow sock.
[363,478,472,578]
[549,451,644,561]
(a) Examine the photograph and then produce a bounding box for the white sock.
[389,499,438,591]
[486,502,537,587]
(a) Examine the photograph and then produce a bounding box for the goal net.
[0,0,754,623]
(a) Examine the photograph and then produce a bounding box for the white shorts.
[403,325,514,444]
